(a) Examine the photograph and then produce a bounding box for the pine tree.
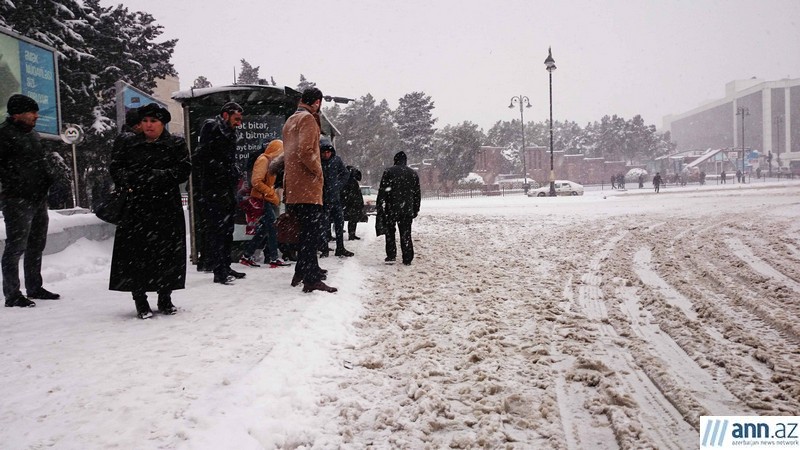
[394,92,436,161]
[0,0,176,206]
[434,122,485,186]
[297,74,316,92]
[237,59,260,84]
[326,94,398,186]
[193,76,212,88]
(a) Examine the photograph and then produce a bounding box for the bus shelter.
[173,84,342,265]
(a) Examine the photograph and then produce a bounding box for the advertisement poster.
[0,29,60,138]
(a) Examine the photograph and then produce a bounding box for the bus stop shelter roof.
[172,84,342,138]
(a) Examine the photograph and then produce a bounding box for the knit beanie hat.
[7,94,39,115]
[221,101,243,115]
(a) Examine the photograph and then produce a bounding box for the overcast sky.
[101,0,800,131]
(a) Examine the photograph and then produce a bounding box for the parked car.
[527,180,585,197]
[360,185,378,214]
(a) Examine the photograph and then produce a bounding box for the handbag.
[241,197,265,235]
[275,211,300,244]
[94,187,129,225]
[375,211,386,237]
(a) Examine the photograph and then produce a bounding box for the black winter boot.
[157,291,177,315]
[133,292,153,319]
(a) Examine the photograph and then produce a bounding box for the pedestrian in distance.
[282,87,337,293]
[652,172,663,194]
[194,101,247,285]
[341,165,365,241]
[610,175,616,189]
[376,151,421,265]
[108,103,191,319]
[0,94,64,307]
[638,174,644,189]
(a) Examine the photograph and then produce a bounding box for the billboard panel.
[0,27,61,138]
[115,80,169,132]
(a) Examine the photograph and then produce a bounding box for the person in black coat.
[193,102,245,284]
[0,94,62,307]
[341,166,365,240]
[109,103,191,319]
[376,151,421,265]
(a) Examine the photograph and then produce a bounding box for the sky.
[100,0,800,131]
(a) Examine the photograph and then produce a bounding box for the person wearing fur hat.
[108,103,191,319]
[376,151,421,265]
[194,101,246,284]
[0,94,62,307]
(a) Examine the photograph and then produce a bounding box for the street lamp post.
[736,106,749,183]
[508,95,532,193]
[544,47,557,196]
[775,115,784,169]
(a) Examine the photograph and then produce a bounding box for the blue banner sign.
[0,28,60,138]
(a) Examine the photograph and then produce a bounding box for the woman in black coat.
[109,104,191,319]
[340,166,365,240]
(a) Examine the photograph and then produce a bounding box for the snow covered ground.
[1,180,799,449]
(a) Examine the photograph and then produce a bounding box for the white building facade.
[664,78,799,167]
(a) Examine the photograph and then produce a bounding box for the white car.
[360,185,378,214]
[527,180,585,197]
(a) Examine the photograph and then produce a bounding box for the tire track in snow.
[629,247,747,415]
[572,228,697,449]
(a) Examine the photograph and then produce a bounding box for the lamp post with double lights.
[544,47,557,196]
[508,95,532,193]
[736,106,749,182]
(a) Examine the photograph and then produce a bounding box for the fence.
[422,187,528,200]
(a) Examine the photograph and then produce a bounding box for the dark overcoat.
[109,131,191,292]
[340,168,364,222]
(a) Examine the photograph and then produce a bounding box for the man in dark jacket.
[194,102,246,284]
[320,137,353,257]
[376,151,421,265]
[0,94,61,307]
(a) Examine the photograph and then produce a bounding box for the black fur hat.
[138,103,171,124]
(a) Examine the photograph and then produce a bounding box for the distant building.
[663,78,800,167]
[153,75,184,136]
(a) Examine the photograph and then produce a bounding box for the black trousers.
[204,198,235,277]
[2,197,49,299]
[385,216,414,264]
[323,203,345,250]
[288,203,325,284]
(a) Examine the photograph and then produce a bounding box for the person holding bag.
[108,104,191,319]
[239,139,290,268]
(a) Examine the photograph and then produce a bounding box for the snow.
[1,180,799,448]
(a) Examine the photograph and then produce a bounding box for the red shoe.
[269,259,292,268]
[239,256,261,267]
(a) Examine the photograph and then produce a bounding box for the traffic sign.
[60,124,84,145]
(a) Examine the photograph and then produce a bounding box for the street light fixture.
[544,47,557,196]
[736,106,749,183]
[508,95,532,192]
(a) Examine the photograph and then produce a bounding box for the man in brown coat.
[282,88,336,293]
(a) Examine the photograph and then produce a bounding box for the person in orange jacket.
[239,140,291,268]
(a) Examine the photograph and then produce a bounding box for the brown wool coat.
[282,105,322,205]
[250,139,283,206]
